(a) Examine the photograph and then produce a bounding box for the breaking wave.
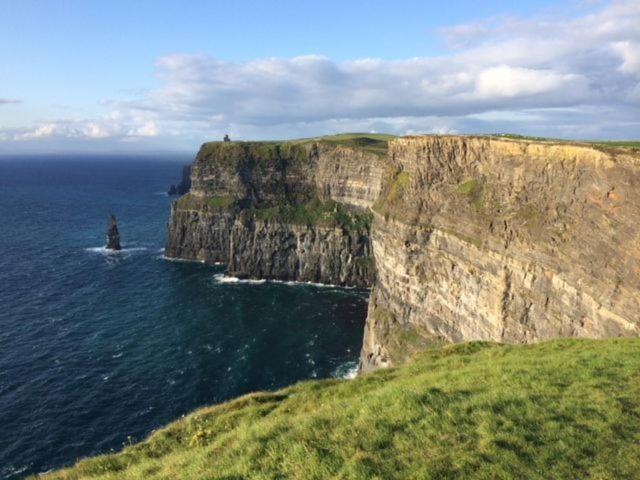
[332,361,359,379]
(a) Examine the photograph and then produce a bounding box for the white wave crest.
[211,273,362,289]
[85,246,148,255]
[161,255,205,263]
[332,361,359,380]
[271,279,354,289]
[213,274,266,285]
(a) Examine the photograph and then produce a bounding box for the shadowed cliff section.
[360,135,640,371]
[165,135,392,287]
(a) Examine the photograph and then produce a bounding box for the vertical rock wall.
[165,140,385,286]
[359,136,640,372]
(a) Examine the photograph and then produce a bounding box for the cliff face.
[359,136,640,371]
[165,140,384,286]
[166,135,640,373]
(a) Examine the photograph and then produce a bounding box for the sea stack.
[106,214,122,250]
[167,164,192,196]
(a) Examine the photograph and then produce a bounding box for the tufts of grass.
[206,196,235,209]
[316,133,396,157]
[456,178,485,213]
[249,197,372,231]
[199,133,396,160]
[175,194,235,211]
[39,339,640,480]
[373,170,411,218]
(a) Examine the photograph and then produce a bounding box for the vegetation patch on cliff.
[371,306,440,365]
[41,339,640,479]
[248,197,372,231]
[456,179,485,212]
[175,193,235,211]
[373,170,411,219]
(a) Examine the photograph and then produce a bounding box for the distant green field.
[301,132,396,157]
[40,339,640,479]
[491,134,640,151]
[202,133,397,157]
[204,133,638,157]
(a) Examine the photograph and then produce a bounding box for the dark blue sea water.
[0,156,367,479]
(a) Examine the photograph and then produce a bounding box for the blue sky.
[1,0,638,152]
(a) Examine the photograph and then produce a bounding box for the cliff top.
[199,133,396,158]
[395,133,640,157]
[198,133,639,162]
[40,339,640,479]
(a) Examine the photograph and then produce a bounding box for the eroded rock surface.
[359,136,640,372]
[165,140,383,286]
[164,135,640,373]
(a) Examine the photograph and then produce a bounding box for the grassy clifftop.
[39,339,640,479]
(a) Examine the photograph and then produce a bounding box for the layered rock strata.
[359,136,640,371]
[165,135,640,373]
[165,140,385,286]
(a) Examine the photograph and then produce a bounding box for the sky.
[0,0,639,153]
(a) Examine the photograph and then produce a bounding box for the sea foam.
[85,246,148,255]
[213,274,266,285]
[332,361,359,380]
[212,273,355,289]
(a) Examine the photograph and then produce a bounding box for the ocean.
[0,156,368,479]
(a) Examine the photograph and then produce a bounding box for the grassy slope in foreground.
[39,339,640,480]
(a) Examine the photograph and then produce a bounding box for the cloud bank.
[2,0,639,150]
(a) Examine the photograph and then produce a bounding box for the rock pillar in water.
[106,214,122,250]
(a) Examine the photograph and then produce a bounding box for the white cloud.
[474,66,585,98]
[83,123,110,139]
[612,41,640,75]
[128,121,158,137]
[14,123,57,141]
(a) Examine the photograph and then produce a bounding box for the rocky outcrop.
[106,214,121,250]
[165,139,384,286]
[168,165,192,196]
[359,136,640,372]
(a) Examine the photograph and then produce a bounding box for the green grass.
[249,197,372,231]
[39,339,640,479]
[314,133,396,157]
[373,170,411,217]
[590,141,640,149]
[206,196,235,209]
[456,179,486,213]
[175,194,236,211]
[200,133,396,159]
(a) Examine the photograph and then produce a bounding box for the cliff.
[38,339,640,479]
[165,134,640,371]
[167,164,191,196]
[360,136,640,371]
[165,135,390,286]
